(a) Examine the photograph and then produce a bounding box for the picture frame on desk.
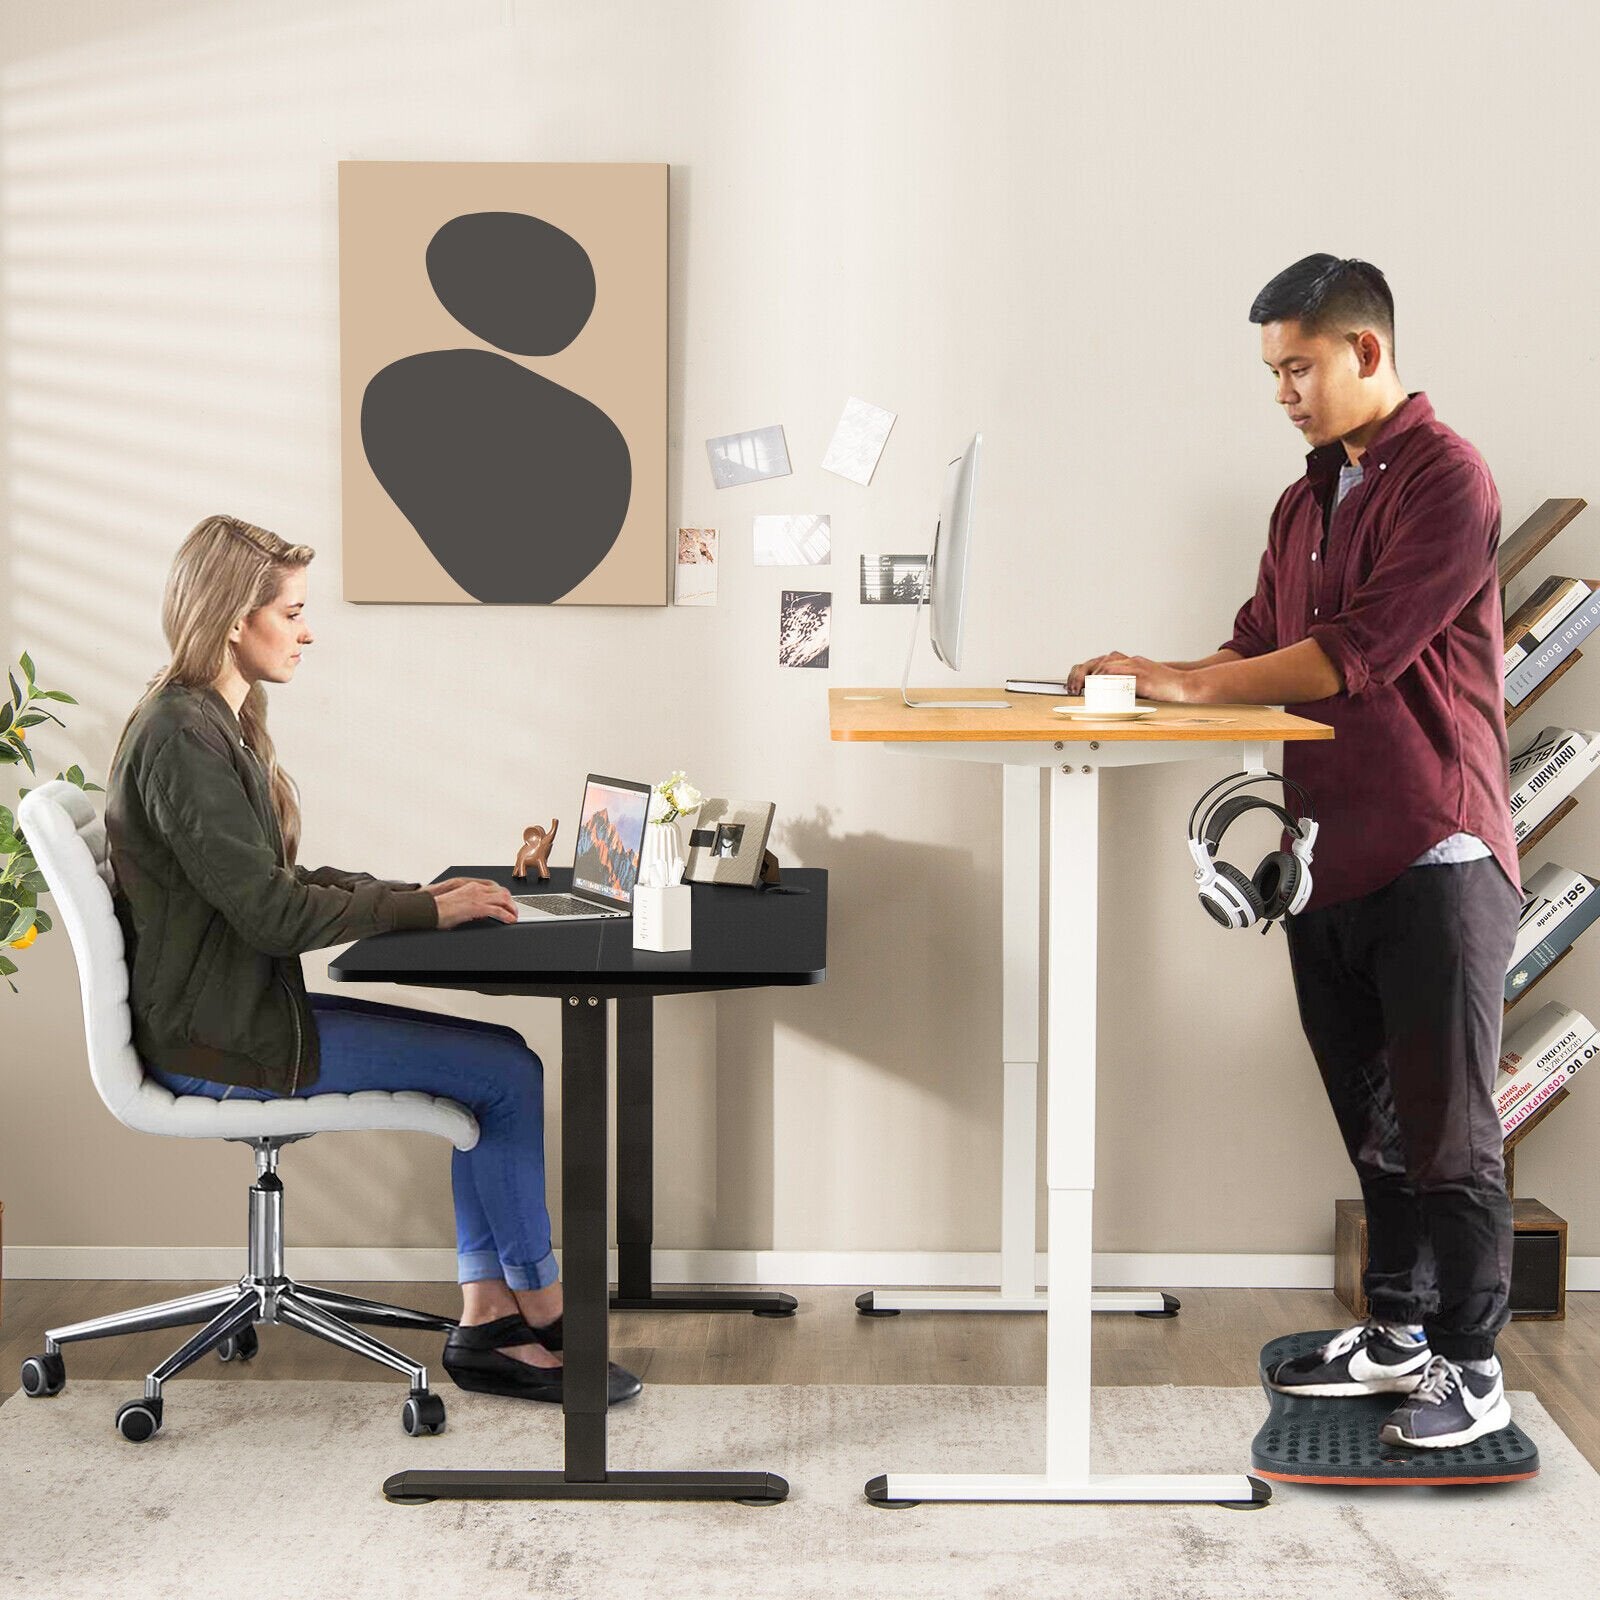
[683,799,776,889]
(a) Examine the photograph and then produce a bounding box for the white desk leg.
[867,765,1266,1507]
[861,765,1174,1320]
[863,765,1049,1315]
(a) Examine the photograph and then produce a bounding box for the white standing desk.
[830,689,1332,1507]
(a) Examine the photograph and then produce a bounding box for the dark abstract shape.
[426,211,596,356]
[362,348,632,603]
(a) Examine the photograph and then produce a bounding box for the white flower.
[652,771,701,823]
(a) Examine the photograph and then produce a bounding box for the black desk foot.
[384,1468,790,1504]
[610,1290,799,1317]
[1136,1293,1182,1319]
[855,1291,899,1317]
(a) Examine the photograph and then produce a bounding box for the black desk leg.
[384,993,787,1506]
[609,995,798,1319]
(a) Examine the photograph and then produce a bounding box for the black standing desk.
[328,865,827,1505]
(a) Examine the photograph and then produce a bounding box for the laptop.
[513,774,652,922]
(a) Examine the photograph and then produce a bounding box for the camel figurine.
[513,819,559,880]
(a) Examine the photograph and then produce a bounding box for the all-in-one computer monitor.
[900,432,1009,709]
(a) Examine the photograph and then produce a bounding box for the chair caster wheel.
[402,1391,447,1436]
[116,1396,164,1442]
[21,1354,66,1397]
[217,1326,260,1363]
[855,1292,899,1318]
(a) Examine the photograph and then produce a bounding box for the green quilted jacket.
[105,683,438,1094]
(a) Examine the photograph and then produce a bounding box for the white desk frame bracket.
[862,736,1272,1508]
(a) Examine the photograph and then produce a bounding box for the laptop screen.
[571,775,651,906]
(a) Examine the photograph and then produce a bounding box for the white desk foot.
[865,1472,1270,1508]
[855,1290,1180,1317]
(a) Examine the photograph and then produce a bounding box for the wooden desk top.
[829,689,1334,744]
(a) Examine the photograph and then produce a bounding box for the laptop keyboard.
[514,893,624,919]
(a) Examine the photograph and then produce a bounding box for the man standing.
[1068,254,1521,1449]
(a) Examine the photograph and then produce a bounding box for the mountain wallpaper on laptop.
[573,804,643,899]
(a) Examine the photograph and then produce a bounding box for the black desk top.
[328,866,827,998]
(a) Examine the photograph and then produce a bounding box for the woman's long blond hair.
[113,515,315,863]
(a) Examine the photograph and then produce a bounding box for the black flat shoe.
[442,1315,640,1405]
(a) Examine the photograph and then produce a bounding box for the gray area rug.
[2,1381,1593,1599]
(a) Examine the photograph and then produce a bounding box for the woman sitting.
[106,513,640,1405]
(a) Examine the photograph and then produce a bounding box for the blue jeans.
[145,992,558,1291]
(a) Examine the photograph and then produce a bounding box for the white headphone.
[1186,771,1319,931]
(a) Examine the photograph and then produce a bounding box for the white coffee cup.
[1083,673,1137,712]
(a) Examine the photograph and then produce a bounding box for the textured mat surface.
[1254,1330,1541,1485]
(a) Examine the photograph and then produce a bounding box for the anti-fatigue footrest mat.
[1251,1330,1539,1486]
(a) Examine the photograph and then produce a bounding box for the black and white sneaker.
[1380,1355,1511,1449]
[1266,1320,1433,1397]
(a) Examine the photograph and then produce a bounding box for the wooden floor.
[4,1280,1599,1470]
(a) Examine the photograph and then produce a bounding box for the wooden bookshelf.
[1498,498,1589,592]
[1504,1087,1571,1198]
[1506,647,1584,729]
[1488,497,1594,1316]
[1518,796,1578,858]
[1505,944,1575,1015]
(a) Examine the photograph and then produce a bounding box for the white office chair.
[15,779,480,1442]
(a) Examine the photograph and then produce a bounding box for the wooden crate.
[1334,1197,1567,1322]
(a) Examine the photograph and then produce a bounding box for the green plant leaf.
[0,954,17,977]
[4,906,35,944]
[19,651,35,686]
[20,871,48,893]
[16,713,49,729]
[7,670,20,707]
[35,690,77,703]
[0,835,19,857]
[0,702,11,735]
[0,748,20,766]
[32,909,52,934]
[67,764,84,784]
[0,804,12,833]
[15,739,35,774]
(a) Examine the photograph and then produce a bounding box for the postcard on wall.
[754,514,831,566]
[339,160,668,604]
[675,528,720,601]
[821,396,896,486]
[706,424,792,489]
[674,527,719,605]
[860,553,928,604]
[779,590,831,669]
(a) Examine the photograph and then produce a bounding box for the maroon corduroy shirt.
[1220,391,1520,913]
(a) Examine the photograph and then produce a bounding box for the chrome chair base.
[34,1139,457,1407]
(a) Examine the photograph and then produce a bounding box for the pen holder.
[633,883,692,951]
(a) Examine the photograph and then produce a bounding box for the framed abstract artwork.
[339,161,668,604]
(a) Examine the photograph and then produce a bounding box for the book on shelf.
[1504,576,1592,674]
[1508,724,1600,841]
[1507,871,1600,1002]
[1506,590,1600,706]
[1510,862,1591,970]
[1503,1039,1597,1138]
[1495,1000,1597,1124]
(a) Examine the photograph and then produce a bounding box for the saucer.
[1051,706,1155,720]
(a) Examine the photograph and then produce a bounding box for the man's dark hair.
[1249,254,1396,362]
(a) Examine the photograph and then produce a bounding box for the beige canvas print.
[339,161,667,604]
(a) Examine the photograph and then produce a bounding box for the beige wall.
[4,0,1599,1267]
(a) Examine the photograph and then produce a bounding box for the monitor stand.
[900,591,1011,710]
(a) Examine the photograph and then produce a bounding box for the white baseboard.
[7,1245,1598,1291]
